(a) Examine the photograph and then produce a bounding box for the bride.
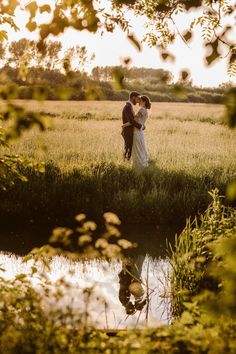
[122,95,151,169]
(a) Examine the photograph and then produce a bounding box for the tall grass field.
[1,100,235,226]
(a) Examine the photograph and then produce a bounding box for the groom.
[121,91,144,161]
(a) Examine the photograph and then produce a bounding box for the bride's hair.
[141,95,151,109]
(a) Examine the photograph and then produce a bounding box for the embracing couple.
[121,91,151,169]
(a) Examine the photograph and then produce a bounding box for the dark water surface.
[0,221,181,257]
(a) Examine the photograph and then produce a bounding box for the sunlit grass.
[1,100,235,225]
[7,101,234,173]
[2,100,225,123]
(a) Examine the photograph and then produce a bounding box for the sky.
[4,0,236,87]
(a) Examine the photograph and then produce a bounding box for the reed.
[169,189,236,318]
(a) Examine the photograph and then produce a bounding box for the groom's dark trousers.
[122,102,142,160]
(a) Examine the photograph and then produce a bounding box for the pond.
[0,223,181,329]
[0,222,180,256]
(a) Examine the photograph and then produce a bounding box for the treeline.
[0,39,231,103]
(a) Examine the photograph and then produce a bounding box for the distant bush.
[187,93,205,103]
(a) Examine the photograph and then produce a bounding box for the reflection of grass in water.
[1,100,235,224]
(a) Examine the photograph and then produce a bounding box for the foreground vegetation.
[0,191,235,353]
[0,100,235,226]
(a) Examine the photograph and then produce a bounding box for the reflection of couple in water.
[118,255,146,315]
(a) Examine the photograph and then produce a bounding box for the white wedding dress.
[132,107,148,168]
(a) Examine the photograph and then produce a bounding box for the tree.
[126,67,173,83]
[38,40,62,70]
[63,45,93,74]
[0,43,6,62]
[8,38,35,67]
[0,42,6,71]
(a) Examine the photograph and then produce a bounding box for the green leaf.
[127,34,141,51]
[55,87,72,100]
[104,212,121,225]
[183,30,192,42]
[226,180,236,201]
[22,254,33,263]
[113,68,125,90]
[161,51,175,62]
[15,273,27,281]
[33,86,49,101]
[26,21,37,32]
[26,1,38,18]
[75,214,86,222]
[78,235,93,246]
[39,5,51,14]
[205,40,220,66]
[180,310,194,325]
[224,87,236,128]
[31,266,38,274]
[180,70,189,81]
[0,30,8,42]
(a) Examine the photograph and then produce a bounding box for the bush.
[170,189,236,318]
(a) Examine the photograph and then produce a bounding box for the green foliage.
[125,0,236,75]
[170,189,236,318]
[0,60,229,103]
[0,99,49,190]
[0,262,99,354]
[1,161,233,226]
[0,153,44,191]
[225,87,236,128]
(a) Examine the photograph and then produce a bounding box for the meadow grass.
[3,99,225,123]
[0,100,235,226]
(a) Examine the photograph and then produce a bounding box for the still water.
[0,224,180,329]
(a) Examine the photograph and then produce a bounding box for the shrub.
[170,189,236,318]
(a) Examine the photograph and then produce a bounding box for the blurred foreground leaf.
[225,88,236,128]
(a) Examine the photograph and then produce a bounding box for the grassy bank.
[1,101,235,225]
[0,162,233,226]
[170,189,236,317]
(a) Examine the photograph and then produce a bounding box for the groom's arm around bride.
[123,102,142,130]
